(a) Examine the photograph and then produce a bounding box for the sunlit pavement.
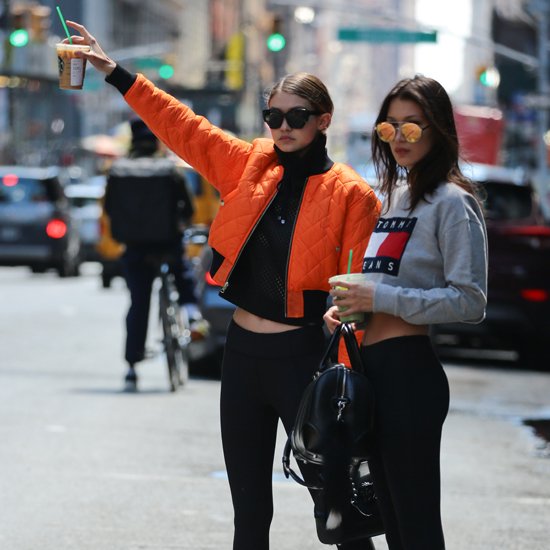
[0,265,549,549]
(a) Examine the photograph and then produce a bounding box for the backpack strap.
[319,323,365,375]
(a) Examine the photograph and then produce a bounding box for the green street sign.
[338,28,437,43]
[133,57,164,69]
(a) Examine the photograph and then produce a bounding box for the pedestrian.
[324,75,488,549]
[105,117,203,391]
[64,21,381,550]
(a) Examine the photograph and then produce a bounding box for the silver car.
[64,183,105,261]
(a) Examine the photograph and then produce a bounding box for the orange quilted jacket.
[124,74,381,317]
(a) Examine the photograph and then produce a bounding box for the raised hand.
[64,20,117,76]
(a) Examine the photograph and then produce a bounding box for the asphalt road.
[1,264,549,549]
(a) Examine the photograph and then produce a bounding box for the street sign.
[133,57,164,69]
[338,27,437,44]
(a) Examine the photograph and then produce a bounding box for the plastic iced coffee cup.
[329,273,366,323]
[56,44,90,90]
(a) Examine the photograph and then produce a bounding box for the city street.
[1,264,549,550]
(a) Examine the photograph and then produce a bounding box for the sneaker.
[124,366,138,392]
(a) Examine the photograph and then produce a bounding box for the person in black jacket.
[105,118,203,391]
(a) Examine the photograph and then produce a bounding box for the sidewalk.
[1,347,549,549]
[435,363,550,550]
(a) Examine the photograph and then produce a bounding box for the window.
[0,178,54,204]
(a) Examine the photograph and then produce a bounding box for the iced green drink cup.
[329,273,366,323]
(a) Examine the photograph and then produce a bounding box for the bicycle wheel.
[159,277,190,391]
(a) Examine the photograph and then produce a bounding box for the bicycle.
[157,260,191,391]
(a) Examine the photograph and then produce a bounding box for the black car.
[432,163,550,368]
[0,166,82,277]
[189,243,235,374]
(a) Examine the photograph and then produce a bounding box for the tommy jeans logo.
[362,217,417,275]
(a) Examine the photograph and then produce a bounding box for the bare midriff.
[362,312,428,346]
[233,307,301,333]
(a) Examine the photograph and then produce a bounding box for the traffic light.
[158,54,176,79]
[30,5,51,42]
[266,15,286,53]
[225,32,245,90]
[476,66,500,88]
[9,6,29,48]
[7,4,51,47]
[158,63,174,79]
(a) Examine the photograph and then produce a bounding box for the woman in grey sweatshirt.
[325,75,488,550]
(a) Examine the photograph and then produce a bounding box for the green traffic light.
[479,67,500,88]
[266,32,286,52]
[158,64,175,79]
[9,29,29,48]
[479,71,489,86]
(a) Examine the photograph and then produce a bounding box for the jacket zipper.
[283,176,309,316]
[219,185,281,294]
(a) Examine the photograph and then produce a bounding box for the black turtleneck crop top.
[221,133,333,326]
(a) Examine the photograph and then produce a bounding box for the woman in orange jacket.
[66,21,381,550]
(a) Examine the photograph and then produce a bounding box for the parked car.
[0,166,82,277]
[64,183,105,261]
[432,162,550,368]
[188,244,235,375]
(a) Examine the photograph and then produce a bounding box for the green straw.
[347,249,353,274]
[56,6,72,44]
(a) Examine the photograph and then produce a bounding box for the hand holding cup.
[328,273,372,323]
[62,20,117,76]
[56,43,90,89]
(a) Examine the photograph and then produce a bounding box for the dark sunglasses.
[262,107,322,129]
[375,121,429,143]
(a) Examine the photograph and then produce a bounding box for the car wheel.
[518,337,550,371]
[101,273,112,288]
[57,255,80,278]
[57,260,69,277]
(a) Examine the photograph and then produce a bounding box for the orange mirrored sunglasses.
[375,121,429,143]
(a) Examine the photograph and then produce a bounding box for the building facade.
[1,0,548,185]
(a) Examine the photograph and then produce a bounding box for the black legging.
[220,321,324,550]
[360,336,450,550]
[220,321,376,550]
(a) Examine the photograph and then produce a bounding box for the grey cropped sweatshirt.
[362,182,488,325]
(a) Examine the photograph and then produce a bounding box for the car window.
[0,176,57,204]
[482,181,532,221]
[68,196,99,208]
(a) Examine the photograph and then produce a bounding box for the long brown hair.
[372,75,478,211]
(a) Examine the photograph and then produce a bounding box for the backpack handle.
[319,322,365,375]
